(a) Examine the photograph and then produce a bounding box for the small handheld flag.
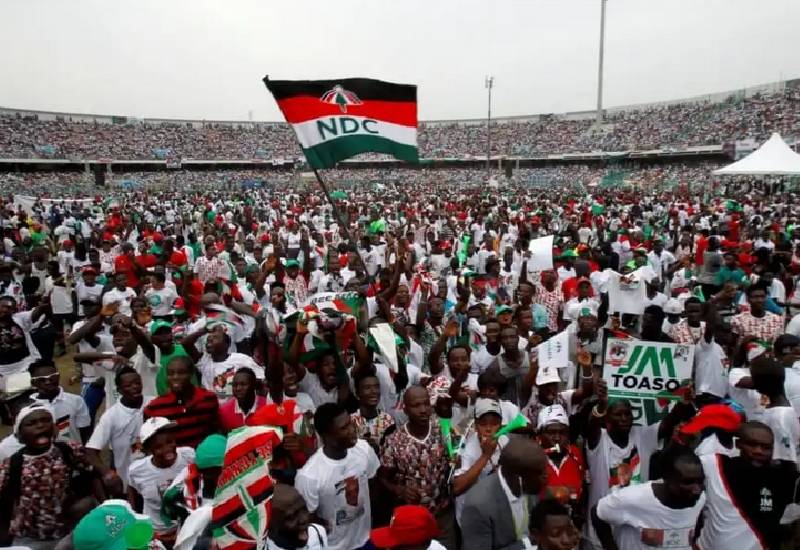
[264,77,419,169]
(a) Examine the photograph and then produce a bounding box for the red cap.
[82,266,97,275]
[152,232,164,243]
[62,239,74,247]
[246,401,297,430]
[169,251,187,266]
[370,506,441,547]
[679,404,742,435]
[260,233,270,243]
[576,276,591,286]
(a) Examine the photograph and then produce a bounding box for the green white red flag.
[263,77,419,169]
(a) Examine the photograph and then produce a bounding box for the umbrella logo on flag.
[320,85,363,113]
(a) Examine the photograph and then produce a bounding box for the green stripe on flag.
[302,135,418,169]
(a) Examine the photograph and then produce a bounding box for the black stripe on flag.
[264,77,416,102]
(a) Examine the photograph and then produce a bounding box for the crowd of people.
[2,175,800,550]
[0,160,732,199]
[1,85,799,161]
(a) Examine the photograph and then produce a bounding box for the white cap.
[537,404,570,429]
[663,298,683,315]
[139,417,176,445]
[567,300,599,321]
[14,403,54,436]
[474,398,503,419]
[536,364,562,386]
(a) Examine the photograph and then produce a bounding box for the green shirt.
[155,344,196,395]
[715,266,746,287]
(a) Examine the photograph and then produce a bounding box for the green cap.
[495,305,513,316]
[149,319,173,335]
[195,434,227,469]
[285,259,300,268]
[72,502,154,550]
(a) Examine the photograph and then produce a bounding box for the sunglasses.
[30,373,60,383]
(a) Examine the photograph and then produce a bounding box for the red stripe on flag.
[276,96,417,126]
[224,431,280,465]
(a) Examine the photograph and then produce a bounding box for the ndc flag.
[264,77,419,169]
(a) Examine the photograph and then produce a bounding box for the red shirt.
[695,236,709,266]
[143,386,219,449]
[135,254,157,270]
[114,254,138,288]
[219,396,268,433]
[541,445,585,502]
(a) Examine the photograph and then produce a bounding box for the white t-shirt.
[693,339,729,398]
[44,278,74,315]
[75,282,103,316]
[697,454,764,549]
[295,440,380,550]
[761,406,800,463]
[596,481,706,549]
[197,352,264,402]
[102,287,137,316]
[128,447,196,533]
[605,267,656,316]
[131,347,159,400]
[298,370,338,408]
[266,524,328,550]
[585,425,660,545]
[32,388,91,445]
[86,399,148,486]
[728,367,764,421]
[145,286,178,317]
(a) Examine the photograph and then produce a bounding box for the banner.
[602,338,693,426]
[527,235,554,271]
[536,329,569,370]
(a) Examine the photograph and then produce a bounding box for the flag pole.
[311,167,372,281]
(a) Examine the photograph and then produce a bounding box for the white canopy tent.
[713,133,800,175]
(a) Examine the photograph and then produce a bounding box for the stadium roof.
[713,133,800,176]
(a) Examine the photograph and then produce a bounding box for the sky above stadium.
[1,0,799,122]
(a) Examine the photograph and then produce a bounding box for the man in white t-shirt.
[295,402,380,550]
[145,272,178,319]
[103,273,137,317]
[592,447,705,550]
[86,366,148,487]
[583,379,691,547]
[197,329,264,402]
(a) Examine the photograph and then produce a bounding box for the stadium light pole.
[595,0,607,126]
[486,75,494,179]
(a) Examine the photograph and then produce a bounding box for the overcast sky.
[1,0,798,121]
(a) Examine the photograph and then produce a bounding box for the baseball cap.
[535,363,562,386]
[149,319,173,335]
[284,259,300,268]
[495,304,513,316]
[139,417,176,445]
[663,298,683,315]
[72,499,154,550]
[576,276,591,286]
[370,505,441,548]
[680,404,742,435]
[537,404,570,429]
[474,397,503,419]
[195,434,227,470]
[82,266,98,275]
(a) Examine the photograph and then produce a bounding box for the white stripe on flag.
[290,116,416,149]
